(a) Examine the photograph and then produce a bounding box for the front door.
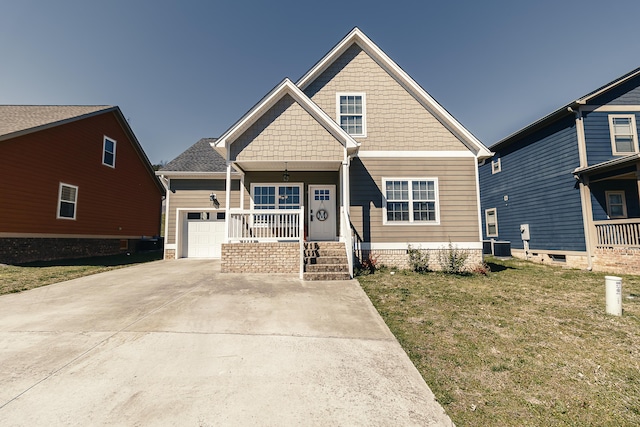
[308,185,336,241]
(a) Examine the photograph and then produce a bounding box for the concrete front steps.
[303,242,351,281]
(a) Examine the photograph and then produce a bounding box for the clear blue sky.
[2,0,640,164]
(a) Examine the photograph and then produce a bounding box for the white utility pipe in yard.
[605,276,623,316]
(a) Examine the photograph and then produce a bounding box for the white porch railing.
[227,209,303,242]
[594,219,640,248]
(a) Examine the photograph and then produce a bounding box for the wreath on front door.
[316,209,329,221]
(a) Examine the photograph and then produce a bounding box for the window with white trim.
[103,136,116,167]
[252,184,301,226]
[608,115,639,155]
[485,208,498,237]
[337,93,366,137]
[491,156,501,174]
[383,178,439,224]
[252,184,301,210]
[57,183,78,219]
[606,191,627,219]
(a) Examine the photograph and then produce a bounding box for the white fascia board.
[155,171,238,179]
[357,150,475,158]
[215,78,358,152]
[359,242,483,250]
[296,28,491,159]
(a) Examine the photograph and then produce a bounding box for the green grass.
[0,251,162,295]
[358,257,640,426]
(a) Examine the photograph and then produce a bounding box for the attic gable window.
[491,156,501,174]
[57,183,78,220]
[103,136,116,167]
[608,115,639,155]
[337,93,366,137]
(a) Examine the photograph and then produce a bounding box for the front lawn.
[358,257,640,426]
[0,251,163,295]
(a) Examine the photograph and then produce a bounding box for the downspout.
[158,175,171,258]
[572,106,594,270]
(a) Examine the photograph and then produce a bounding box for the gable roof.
[297,27,492,159]
[492,66,640,151]
[214,78,359,158]
[0,105,114,141]
[159,137,233,175]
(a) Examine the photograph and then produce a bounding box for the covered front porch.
[575,154,640,274]
[220,161,355,279]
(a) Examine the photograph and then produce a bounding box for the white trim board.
[357,150,475,158]
[358,242,483,250]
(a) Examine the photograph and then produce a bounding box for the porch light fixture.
[283,162,290,182]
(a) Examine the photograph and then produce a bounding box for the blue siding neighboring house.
[480,67,640,275]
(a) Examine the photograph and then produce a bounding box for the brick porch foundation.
[221,242,300,273]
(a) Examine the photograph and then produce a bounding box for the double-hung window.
[383,178,439,224]
[337,93,366,137]
[485,208,498,237]
[103,136,116,167]
[606,191,627,219]
[252,184,301,224]
[57,183,78,219]
[608,115,639,155]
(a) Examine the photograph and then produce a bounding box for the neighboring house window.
[485,208,498,237]
[337,93,366,137]
[383,178,439,224]
[491,156,501,174]
[608,115,639,155]
[606,191,627,219]
[57,183,78,219]
[103,136,116,167]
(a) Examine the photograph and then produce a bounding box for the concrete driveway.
[0,259,453,426]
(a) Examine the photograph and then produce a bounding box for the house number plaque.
[316,209,329,221]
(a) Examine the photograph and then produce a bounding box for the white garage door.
[186,217,225,258]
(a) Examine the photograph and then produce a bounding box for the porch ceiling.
[234,160,342,172]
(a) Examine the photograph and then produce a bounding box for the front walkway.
[0,259,452,426]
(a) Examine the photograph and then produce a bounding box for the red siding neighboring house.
[0,105,164,264]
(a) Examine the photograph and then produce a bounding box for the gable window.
[337,93,366,137]
[103,136,116,167]
[608,115,639,155]
[485,208,498,237]
[57,183,78,219]
[383,178,439,224]
[491,156,501,174]
[606,191,627,219]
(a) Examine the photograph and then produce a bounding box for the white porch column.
[341,159,351,228]
[224,162,232,243]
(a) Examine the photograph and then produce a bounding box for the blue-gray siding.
[583,111,640,166]
[588,74,640,106]
[590,178,640,221]
[480,116,585,251]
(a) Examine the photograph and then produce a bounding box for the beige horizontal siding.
[165,179,240,244]
[231,94,344,162]
[304,44,468,152]
[349,157,480,244]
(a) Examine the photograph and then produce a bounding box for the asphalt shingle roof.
[160,138,227,172]
[0,105,113,138]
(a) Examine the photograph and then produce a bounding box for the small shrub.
[407,244,430,273]
[356,253,379,275]
[469,262,491,276]
[437,242,470,275]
